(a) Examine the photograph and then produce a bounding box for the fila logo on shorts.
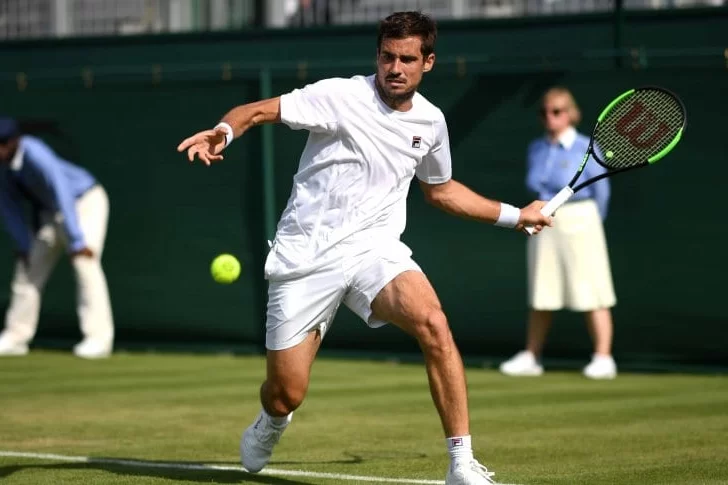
[411,136,422,148]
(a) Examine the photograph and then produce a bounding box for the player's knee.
[274,387,306,414]
[265,381,307,415]
[415,310,452,354]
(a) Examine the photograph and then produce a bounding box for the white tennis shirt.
[266,74,452,279]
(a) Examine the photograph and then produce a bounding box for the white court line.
[0,450,441,484]
[0,450,524,485]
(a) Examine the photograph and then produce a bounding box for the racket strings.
[594,89,685,169]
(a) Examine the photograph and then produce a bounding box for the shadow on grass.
[271,449,427,466]
[0,450,429,483]
[0,459,310,484]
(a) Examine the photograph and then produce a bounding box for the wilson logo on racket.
[615,101,671,149]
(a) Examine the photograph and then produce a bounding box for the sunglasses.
[539,107,567,117]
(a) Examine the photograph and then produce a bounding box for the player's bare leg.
[372,270,467,436]
[372,270,494,484]
[585,308,612,356]
[583,308,617,379]
[525,310,553,357]
[241,330,321,473]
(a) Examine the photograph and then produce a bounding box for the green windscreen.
[594,88,685,169]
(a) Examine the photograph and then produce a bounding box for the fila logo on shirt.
[411,136,422,149]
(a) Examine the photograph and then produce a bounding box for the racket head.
[589,86,687,170]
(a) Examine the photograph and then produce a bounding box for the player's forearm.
[220,97,281,138]
[424,179,503,224]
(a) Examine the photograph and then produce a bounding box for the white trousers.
[1,186,114,347]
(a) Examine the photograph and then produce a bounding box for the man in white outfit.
[178,12,551,485]
[0,117,114,359]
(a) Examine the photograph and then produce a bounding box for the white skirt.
[527,199,616,311]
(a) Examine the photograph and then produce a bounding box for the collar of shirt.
[556,126,577,150]
[9,143,24,172]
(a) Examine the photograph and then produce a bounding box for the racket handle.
[523,186,575,235]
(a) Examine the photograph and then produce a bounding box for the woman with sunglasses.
[499,87,617,380]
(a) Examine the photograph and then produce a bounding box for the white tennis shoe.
[446,459,497,484]
[240,409,292,473]
[73,339,111,359]
[0,335,28,356]
[499,351,543,376]
[583,354,617,380]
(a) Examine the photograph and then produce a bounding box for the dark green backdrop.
[0,8,725,366]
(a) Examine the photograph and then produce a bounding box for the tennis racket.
[524,86,687,235]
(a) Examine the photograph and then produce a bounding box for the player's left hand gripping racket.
[524,86,687,235]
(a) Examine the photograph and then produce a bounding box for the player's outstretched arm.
[177,97,281,166]
[419,179,553,234]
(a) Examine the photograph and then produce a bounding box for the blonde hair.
[542,86,581,126]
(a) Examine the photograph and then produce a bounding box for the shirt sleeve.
[0,176,32,253]
[416,113,452,184]
[279,78,342,134]
[25,140,87,252]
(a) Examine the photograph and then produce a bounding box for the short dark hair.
[377,11,437,57]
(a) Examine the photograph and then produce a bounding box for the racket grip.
[523,186,574,235]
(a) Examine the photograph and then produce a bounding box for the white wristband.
[495,203,521,228]
[214,122,234,148]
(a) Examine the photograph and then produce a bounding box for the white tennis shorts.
[264,239,421,351]
[527,199,616,312]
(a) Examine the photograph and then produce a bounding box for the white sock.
[264,409,292,427]
[446,435,473,465]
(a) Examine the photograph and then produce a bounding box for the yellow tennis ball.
[606,150,614,159]
[210,254,241,284]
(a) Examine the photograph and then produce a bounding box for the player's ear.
[423,53,435,73]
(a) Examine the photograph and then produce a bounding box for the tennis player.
[178,12,551,484]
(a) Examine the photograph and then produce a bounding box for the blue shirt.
[526,127,610,220]
[0,136,96,253]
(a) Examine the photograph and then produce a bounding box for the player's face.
[541,94,572,135]
[376,36,434,108]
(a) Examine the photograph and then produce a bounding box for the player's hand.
[72,247,94,258]
[176,126,228,166]
[517,200,553,235]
